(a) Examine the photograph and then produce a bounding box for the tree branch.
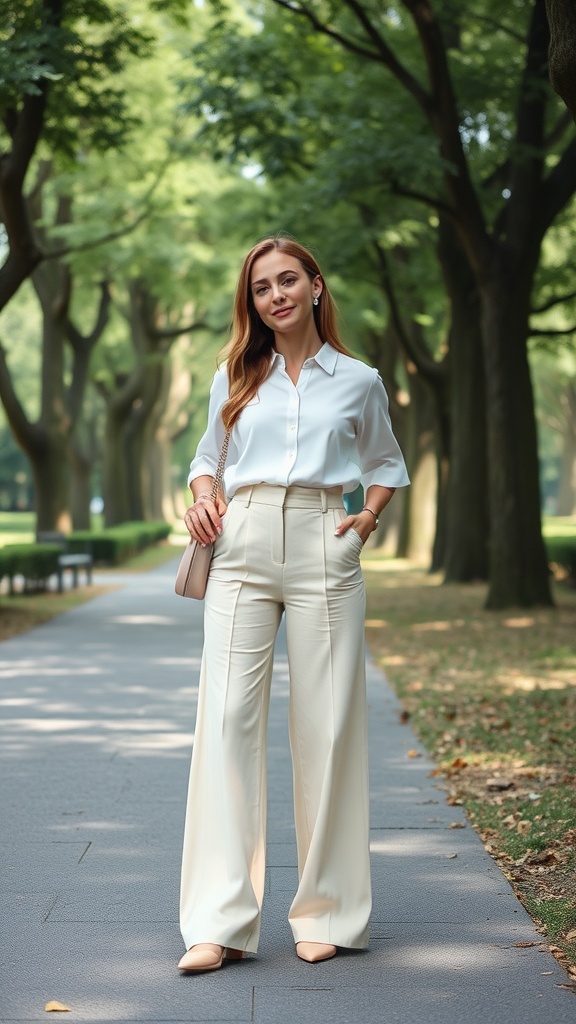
[473,14,526,45]
[532,288,576,314]
[0,0,64,312]
[342,0,432,110]
[0,339,38,454]
[150,319,212,341]
[66,281,112,354]
[45,157,169,260]
[370,237,445,384]
[269,1,393,61]
[389,178,454,216]
[270,0,432,111]
[504,2,552,247]
[530,325,576,336]
[400,0,490,272]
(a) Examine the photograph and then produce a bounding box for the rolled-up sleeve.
[357,372,410,489]
[187,368,229,487]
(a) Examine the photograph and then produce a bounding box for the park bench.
[36,532,93,592]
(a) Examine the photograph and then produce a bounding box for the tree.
[96,280,211,525]
[0,0,162,312]
[1,0,226,528]
[0,180,110,531]
[195,0,569,606]
[183,2,495,578]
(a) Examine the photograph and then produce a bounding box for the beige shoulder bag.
[175,431,231,599]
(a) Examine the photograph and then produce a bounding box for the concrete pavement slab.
[0,558,574,1022]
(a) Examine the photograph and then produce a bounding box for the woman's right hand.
[184,496,227,546]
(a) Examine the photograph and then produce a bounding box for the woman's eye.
[282,277,296,286]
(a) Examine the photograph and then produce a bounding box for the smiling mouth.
[273,306,295,317]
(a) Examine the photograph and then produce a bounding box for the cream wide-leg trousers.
[179,484,371,954]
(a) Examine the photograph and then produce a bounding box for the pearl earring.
[313,296,319,306]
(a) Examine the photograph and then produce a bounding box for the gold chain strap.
[210,430,231,502]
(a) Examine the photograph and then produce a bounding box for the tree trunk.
[147,360,175,521]
[481,263,553,608]
[102,401,132,526]
[429,383,450,573]
[403,365,438,565]
[123,354,167,521]
[31,435,72,533]
[438,219,489,581]
[148,429,172,521]
[557,380,576,514]
[28,261,73,531]
[545,0,576,118]
[364,325,411,557]
[69,444,92,530]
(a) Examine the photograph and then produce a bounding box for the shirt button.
[289,423,296,430]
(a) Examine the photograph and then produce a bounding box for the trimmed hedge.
[0,521,172,589]
[67,520,172,566]
[0,543,61,592]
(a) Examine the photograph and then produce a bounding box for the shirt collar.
[271,343,338,375]
[313,343,338,375]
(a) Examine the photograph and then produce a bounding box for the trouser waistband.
[233,484,343,511]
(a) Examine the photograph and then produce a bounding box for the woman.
[179,236,409,972]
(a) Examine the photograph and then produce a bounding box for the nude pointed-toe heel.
[178,943,224,972]
[296,942,337,963]
[178,944,247,972]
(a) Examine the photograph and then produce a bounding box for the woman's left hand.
[334,510,376,545]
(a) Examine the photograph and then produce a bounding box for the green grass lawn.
[0,511,35,544]
[543,517,576,538]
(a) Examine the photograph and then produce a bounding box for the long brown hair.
[220,236,353,430]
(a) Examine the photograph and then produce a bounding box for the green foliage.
[0,0,157,157]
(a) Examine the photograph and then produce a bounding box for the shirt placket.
[285,381,300,485]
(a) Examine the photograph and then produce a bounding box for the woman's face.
[250,251,322,336]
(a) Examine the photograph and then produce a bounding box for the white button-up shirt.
[188,344,409,496]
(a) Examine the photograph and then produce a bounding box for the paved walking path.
[1,558,574,1023]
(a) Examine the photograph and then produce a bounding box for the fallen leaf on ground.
[526,850,558,866]
[514,941,540,948]
[565,929,576,942]
[448,822,466,829]
[446,853,458,859]
[486,777,515,791]
[451,757,468,769]
[406,749,422,758]
[44,1002,71,1012]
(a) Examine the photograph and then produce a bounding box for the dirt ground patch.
[363,559,576,976]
